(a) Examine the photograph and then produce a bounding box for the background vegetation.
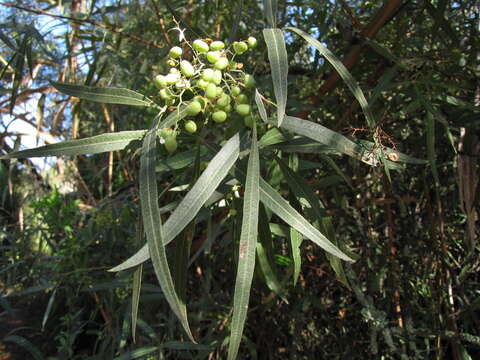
[0,0,479,359]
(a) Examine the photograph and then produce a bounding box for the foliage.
[0,1,479,359]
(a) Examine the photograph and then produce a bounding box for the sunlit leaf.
[52,82,153,106]
[263,28,288,127]
[228,125,260,360]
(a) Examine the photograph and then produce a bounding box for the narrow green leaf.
[156,147,211,173]
[52,82,153,107]
[286,27,375,128]
[41,288,57,330]
[258,127,287,148]
[228,124,260,360]
[263,28,288,127]
[263,0,278,27]
[4,335,44,360]
[139,129,194,341]
[109,133,241,272]
[1,130,146,159]
[131,264,142,342]
[259,177,353,262]
[114,346,158,360]
[159,103,190,129]
[254,89,269,123]
[289,226,302,286]
[279,116,379,166]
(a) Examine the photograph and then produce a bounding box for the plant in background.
[0,4,428,359]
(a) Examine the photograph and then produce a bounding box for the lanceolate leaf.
[52,82,153,107]
[279,116,379,166]
[263,0,278,27]
[286,27,375,129]
[139,129,194,341]
[131,264,142,342]
[159,104,190,129]
[228,125,260,360]
[109,133,241,272]
[263,28,288,127]
[1,130,146,159]
[259,177,353,262]
[254,88,269,123]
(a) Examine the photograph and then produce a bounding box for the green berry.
[196,78,209,89]
[180,60,195,77]
[164,135,178,153]
[186,100,202,116]
[233,41,248,55]
[213,70,222,85]
[202,68,215,82]
[212,110,227,123]
[185,120,197,133]
[154,75,167,89]
[169,46,182,58]
[159,88,173,100]
[207,51,222,63]
[210,41,225,50]
[231,86,241,96]
[235,104,251,116]
[193,96,206,108]
[247,37,258,48]
[159,128,173,138]
[193,39,209,53]
[235,94,249,104]
[214,57,229,70]
[175,79,190,89]
[217,94,231,107]
[205,83,218,100]
[165,73,180,85]
[216,87,224,97]
[244,74,255,89]
[244,115,254,127]
[223,104,232,112]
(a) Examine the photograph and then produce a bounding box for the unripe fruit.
[213,70,222,85]
[223,104,232,112]
[159,88,173,100]
[169,46,183,58]
[217,94,231,107]
[205,83,218,99]
[212,110,227,123]
[193,96,206,108]
[231,86,241,96]
[166,59,176,67]
[244,115,254,127]
[202,68,215,82]
[210,41,225,50]
[175,79,190,89]
[244,74,255,89]
[164,135,178,153]
[235,94,249,104]
[169,67,179,74]
[165,73,180,85]
[185,120,197,133]
[154,75,167,89]
[180,60,195,77]
[233,41,248,55]
[207,51,222,63]
[193,39,209,53]
[186,100,202,116]
[247,36,258,48]
[159,128,173,138]
[216,87,224,97]
[235,104,251,116]
[214,57,229,70]
[196,78,209,89]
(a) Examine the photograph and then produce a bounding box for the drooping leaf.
[4,335,44,360]
[1,130,146,159]
[131,264,143,342]
[254,89,269,123]
[52,82,153,107]
[109,133,241,272]
[263,28,288,127]
[259,177,353,262]
[228,125,260,360]
[286,27,375,129]
[278,116,379,166]
[139,129,194,341]
[114,346,159,360]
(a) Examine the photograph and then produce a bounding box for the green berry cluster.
[153,36,258,152]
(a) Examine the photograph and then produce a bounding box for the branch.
[1,2,163,49]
